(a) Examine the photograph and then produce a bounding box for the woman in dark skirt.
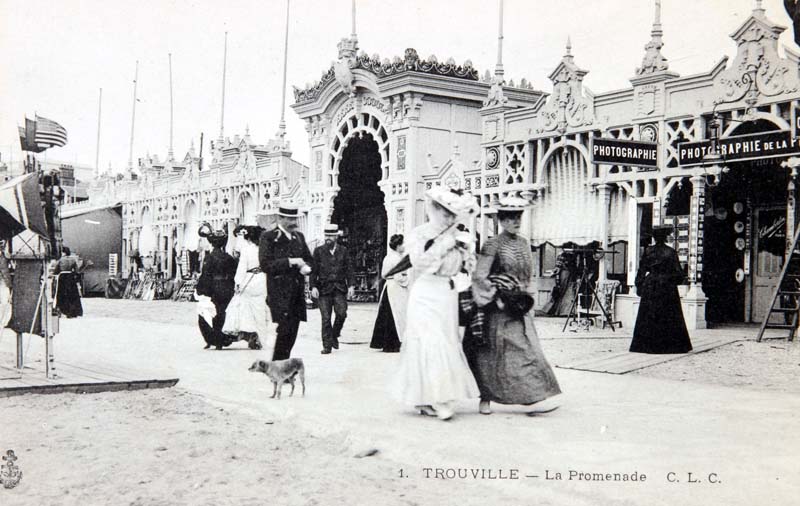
[370,234,409,352]
[54,247,84,318]
[467,197,561,415]
[630,226,693,354]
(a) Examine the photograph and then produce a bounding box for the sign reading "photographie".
[678,130,800,166]
[591,138,658,168]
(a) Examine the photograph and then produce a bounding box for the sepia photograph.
[1,0,799,504]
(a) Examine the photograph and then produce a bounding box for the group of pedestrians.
[193,187,690,422]
[387,188,562,421]
[196,204,353,361]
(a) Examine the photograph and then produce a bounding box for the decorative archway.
[236,190,256,225]
[183,199,199,251]
[139,206,156,256]
[327,111,389,303]
[330,111,390,184]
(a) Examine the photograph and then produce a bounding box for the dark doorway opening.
[331,133,387,302]
[702,119,788,324]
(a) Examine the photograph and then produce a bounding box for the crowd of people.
[189,185,693,422]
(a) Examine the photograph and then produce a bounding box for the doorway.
[331,132,387,302]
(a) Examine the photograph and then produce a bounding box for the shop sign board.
[591,138,658,168]
[679,130,800,166]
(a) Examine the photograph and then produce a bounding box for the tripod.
[561,251,616,333]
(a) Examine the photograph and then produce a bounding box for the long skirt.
[393,275,479,406]
[56,273,83,318]
[464,308,561,405]
[370,285,401,352]
[630,283,692,354]
[223,272,275,357]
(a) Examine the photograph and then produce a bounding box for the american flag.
[34,115,68,148]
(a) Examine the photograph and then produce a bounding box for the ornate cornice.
[293,48,479,105]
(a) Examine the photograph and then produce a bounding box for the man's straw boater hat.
[323,224,341,236]
[277,202,299,218]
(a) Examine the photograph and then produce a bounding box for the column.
[787,175,797,254]
[683,174,708,330]
[626,197,639,293]
[597,184,611,282]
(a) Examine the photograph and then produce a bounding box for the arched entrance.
[331,132,387,302]
[139,206,156,263]
[238,191,256,225]
[702,118,790,324]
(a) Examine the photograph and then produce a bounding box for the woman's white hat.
[425,186,478,217]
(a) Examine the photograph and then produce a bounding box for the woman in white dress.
[223,225,275,356]
[394,188,480,420]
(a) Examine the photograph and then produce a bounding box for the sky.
[0,0,795,173]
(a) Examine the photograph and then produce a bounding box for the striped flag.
[34,114,68,149]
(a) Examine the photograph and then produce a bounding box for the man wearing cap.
[310,224,354,354]
[258,204,314,360]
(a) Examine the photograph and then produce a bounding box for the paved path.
[2,299,798,505]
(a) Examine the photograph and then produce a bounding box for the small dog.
[248,358,305,399]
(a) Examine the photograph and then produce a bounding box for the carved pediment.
[535,41,594,134]
[714,11,799,109]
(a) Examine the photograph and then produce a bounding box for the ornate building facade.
[480,1,800,329]
[67,1,800,324]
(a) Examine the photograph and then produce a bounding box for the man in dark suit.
[258,204,314,360]
[310,224,354,354]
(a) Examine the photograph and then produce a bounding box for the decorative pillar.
[683,174,708,330]
[626,196,639,293]
[597,184,611,282]
[787,174,797,254]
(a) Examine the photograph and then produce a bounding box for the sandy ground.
[1,298,799,506]
[1,389,528,506]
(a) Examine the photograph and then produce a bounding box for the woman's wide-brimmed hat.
[425,187,478,217]
[494,193,534,212]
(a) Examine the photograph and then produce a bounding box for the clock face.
[640,124,657,142]
[487,147,500,169]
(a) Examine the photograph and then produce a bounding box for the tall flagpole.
[277,0,290,144]
[219,32,228,146]
[128,61,139,171]
[495,0,504,80]
[351,0,357,42]
[95,88,102,179]
[168,53,174,162]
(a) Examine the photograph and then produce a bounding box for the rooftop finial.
[635,0,669,75]
[566,36,572,56]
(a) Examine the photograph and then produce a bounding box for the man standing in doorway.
[310,224,354,354]
[258,204,314,360]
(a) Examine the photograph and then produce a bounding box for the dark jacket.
[196,248,238,306]
[258,227,314,322]
[310,244,352,296]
